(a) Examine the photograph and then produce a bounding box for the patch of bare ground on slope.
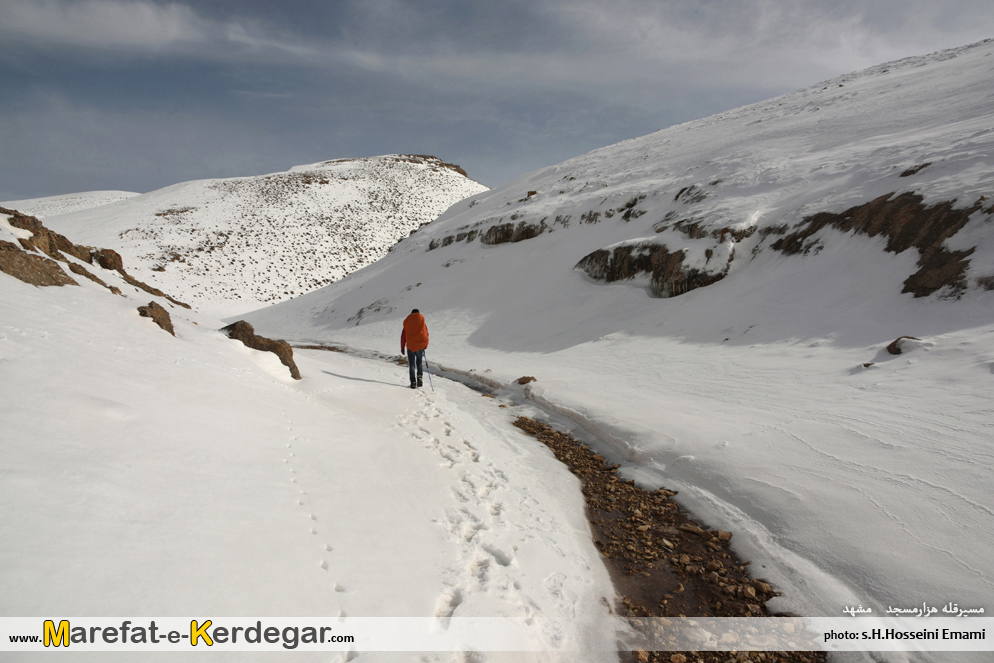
[512,416,827,663]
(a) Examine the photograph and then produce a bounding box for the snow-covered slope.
[40,155,488,317]
[0,213,615,660]
[242,39,994,660]
[2,190,141,218]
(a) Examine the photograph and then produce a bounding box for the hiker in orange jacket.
[401,309,429,389]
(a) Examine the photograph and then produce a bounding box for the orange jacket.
[401,313,429,352]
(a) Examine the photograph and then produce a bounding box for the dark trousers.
[407,349,424,384]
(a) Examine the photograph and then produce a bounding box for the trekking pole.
[423,350,435,391]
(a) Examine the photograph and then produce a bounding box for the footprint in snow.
[433,587,463,619]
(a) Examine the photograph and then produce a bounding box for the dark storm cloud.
[1,0,992,199]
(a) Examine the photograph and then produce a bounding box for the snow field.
[0,269,617,662]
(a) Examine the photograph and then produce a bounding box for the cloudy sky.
[1,0,992,199]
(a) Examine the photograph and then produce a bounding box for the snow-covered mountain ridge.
[34,155,488,317]
[2,190,141,218]
[408,39,994,309]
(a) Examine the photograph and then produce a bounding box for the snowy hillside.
[39,155,488,317]
[242,39,994,661]
[2,190,141,218]
[1,210,616,660]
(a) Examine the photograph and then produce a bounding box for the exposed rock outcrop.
[67,262,121,294]
[92,248,124,272]
[1,206,190,307]
[221,320,301,380]
[771,192,986,297]
[0,240,78,287]
[2,206,92,263]
[120,273,191,309]
[481,220,547,246]
[138,301,175,336]
[575,242,727,298]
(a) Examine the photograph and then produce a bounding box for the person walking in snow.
[401,308,429,389]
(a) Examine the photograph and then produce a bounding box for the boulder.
[138,301,175,336]
[887,336,920,355]
[221,320,301,380]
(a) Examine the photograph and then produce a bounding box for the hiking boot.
[410,382,417,389]
[417,376,423,387]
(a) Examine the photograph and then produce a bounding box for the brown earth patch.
[512,416,826,663]
[222,320,301,380]
[771,192,986,297]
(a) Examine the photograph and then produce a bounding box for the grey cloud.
[2,0,993,198]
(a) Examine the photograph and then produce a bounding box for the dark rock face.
[575,242,727,298]
[92,248,124,272]
[138,301,175,336]
[771,192,985,297]
[221,320,301,380]
[887,336,920,355]
[0,240,78,287]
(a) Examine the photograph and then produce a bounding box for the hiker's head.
[412,308,420,314]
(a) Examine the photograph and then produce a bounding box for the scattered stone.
[516,376,537,384]
[511,415,825,663]
[221,320,301,380]
[886,336,920,355]
[633,649,650,662]
[670,655,687,663]
[138,301,175,336]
